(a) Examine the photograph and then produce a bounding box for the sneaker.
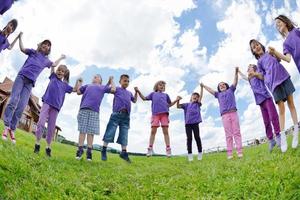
[76,148,84,160]
[268,139,276,152]
[237,153,243,158]
[34,144,40,154]
[1,127,9,141]
[86,150,92,161]
[101,149,107,161]
[166,147,172,158]
[45,148,51,157]
[146,147,153,157]
[280,131,288,153]
[187,153,193,162]
[227,155,233,160]
[120,151,131,163]
[198,152,203,161]
[275,135,281,148]
[292,126,299,149]
[9,129,16,144]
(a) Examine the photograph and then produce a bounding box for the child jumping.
[101,74,137,163]
[34,65,81,157]
[135,81,181,158]
[76,75,115,161]
[238,65,282,152]
[0,19,19,53]
[201,68,243,159]
[250,39,298,151]
[2,32,65,144]
[177,84,203,161]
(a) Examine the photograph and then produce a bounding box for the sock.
[148,144,153,148]
[122,149,127,152]
[294,124,299,133]
[166,145,170,149]
[87,147,92,152]
[78,146,83,151]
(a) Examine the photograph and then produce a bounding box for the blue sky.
[1,0,300,155]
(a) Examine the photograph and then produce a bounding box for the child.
[0,19,19,53]
[76,75,115,161]
[135,81,181,158]
[238,65,283,152]
[268,15,300,74]
[0,0,17,15]
[177,84,203,161]
[34,65,81,157]
[101,74,137,163]
[1,32,65,144]
[250,39,298,150]
[201,68,243,159]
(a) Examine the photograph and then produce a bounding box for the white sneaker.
[187,153,193,162]
[237,153,243,158]
[292,125,299,149]
[281,131,287,153]
[166,147,172,158]
[227,155,233,160]
[197,152,202,160]
[146,147,153,157]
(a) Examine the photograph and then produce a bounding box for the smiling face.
[191,93,199,102]
[247,64,256,75]
[92,75,102,84]
[275,18,288,35]
[120,76,129,88]
[39,41,51,55]
[250,40,264,58]
[56,65,67,80]
[218,82,228,92]
[157,83,165,92]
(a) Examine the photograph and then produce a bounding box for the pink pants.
[221,111,242,156]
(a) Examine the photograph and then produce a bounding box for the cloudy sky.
[1,0,300,155]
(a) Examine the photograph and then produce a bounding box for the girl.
[0,0,17,15]
[177,84,203,161]
[34,65,81,157]
[269,15,300,74]
[0,19,19,53]
[201,68,243,159]
[75,75,115,161]
[250,39,298,151]
[135,81,181,158]
[238,65,283,152]
[1,32,65,144]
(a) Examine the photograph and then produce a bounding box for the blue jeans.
[4,75,33,130]
[103,112,130,146]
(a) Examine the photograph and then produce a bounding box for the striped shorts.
[77,109,100,135]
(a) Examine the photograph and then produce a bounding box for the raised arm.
[76,79,83,95]
[73,78,83,92]
[108,76,116,93]
[238,69,248,81]
[199,84,203,103]
[134,87,147,101]
[18,32,26,54]
[169,96,181,108]
[201,83,216,96]
[269,46,291,63]
[232,67,239,87]
[7,32,20,50]
[52,54,66,68]
[132,90,138,103]
[176,97,182,108]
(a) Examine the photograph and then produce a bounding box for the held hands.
[268,46,275,55]
[235,67,239,74]
[108,76,114,84]
[176,96,182,101]
[77,78,83,83]
[60,54,66,60]
[200,83,205,88]
[18,32,23,38]
[134,87,139,92]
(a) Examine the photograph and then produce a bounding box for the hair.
[153,80,166,92]
[56,65,69,83]
[247,64,257,72]
[2,19,18,35]
[217,82,229,92]
[119,74,129,81]
[192,92,200,97]
[37,39,52,56]
[275,15,297,37]
[94,74,102,84]
[249,39,266,60]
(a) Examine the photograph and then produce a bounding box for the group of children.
[0,11,300,162]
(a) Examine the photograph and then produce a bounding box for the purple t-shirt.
[42,73,73,111]
[18,49,53,86]
[0,32,9,52]
[146,92,171,115]
[257,53,290,92]
[283,28,300,73]
[249,77,272,105]
[79,84,111,113]
[112,86,134,114]
[181,102,202,124]
[214,85,237,116]
[0,0,13,15]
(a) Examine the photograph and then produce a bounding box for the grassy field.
[0,122,300,200]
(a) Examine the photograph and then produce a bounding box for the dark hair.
[2,19,18,34]
[247,64,257,72]
[275,15,297,37]
[37,39,52,56]
[120,74,129,81]
[192,92,200,97]
[217,82,229,92]
[249,39,266,60]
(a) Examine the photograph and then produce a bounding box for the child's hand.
[19,32,23,37]
[108,76,114,83]
[77,78,83,83]
[235,67,239,74]
[268,46,275,55]
[134,87,139,92]
[200,83,204,87]
[60,54,66,59]
[176,96,182,101]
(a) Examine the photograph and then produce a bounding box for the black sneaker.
[86,150,92,161]
[120,151,131,163]
[101,149,107,161]
[34,144,40,154]
[45,148,51,157]
[76,148,84,160]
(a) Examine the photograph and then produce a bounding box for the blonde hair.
[153,80,166,92]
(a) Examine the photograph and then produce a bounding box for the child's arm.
[269,46,291,63]
[132,90,138,103]
[134,87,147,101]
[201,83,216,96]
[176,98,182,108]
[7,32,20,50]
[51,54,66,68]
[18,32,27,54]
[73,78,83,92]
[232,67,239,87]
[238,69,248,81]
[169,96,182,107]
[76,79,84,95]
[199,84,203,103]
[252,72,264,80]
[109,76,116,93]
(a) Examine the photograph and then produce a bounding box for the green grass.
[0,122,300,200]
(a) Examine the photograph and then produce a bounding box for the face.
[120,77,130,88]
[92,75,102,84]
[191,94,199,102]
[157,83,165,92]
[218,82,228,92]
[247,65,256,75]
[4,22,14,35]
[39,42,51,55]
[275,19,287,34]
[56,66,67,80]
[250,41,264,57]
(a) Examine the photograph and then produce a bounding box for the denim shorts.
[102,112,130,146]
[273,78,295,103]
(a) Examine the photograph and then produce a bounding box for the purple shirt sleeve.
[181,103,187,109]
[65,84,73,94]
[145,92,153,100]
[49,72,56,79]
[79,85,88,94]
[104,85,111,93]
[283,42,293,55]
[230,85,236,92]
[166,94,171,104]
[25,48,36,56]
[130,92,135,102]
[214,92,219,98]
